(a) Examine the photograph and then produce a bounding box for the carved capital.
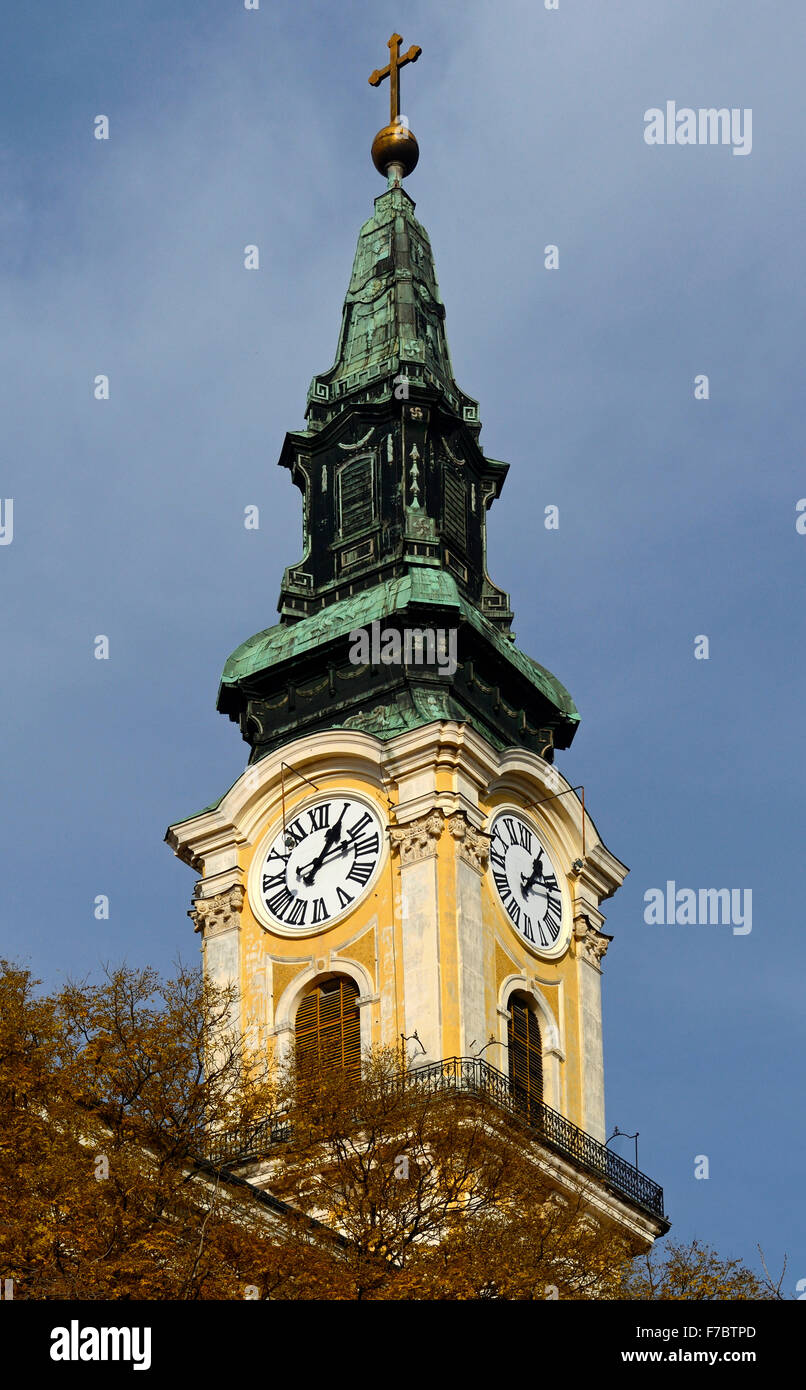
[189,884,245,938]
[447,812,490,874]
[389,810,444,865]
[576,917,612,967]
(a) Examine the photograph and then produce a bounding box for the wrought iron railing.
[207,1116,291,1166]
[206,1055,665,1220]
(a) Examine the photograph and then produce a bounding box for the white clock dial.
[254,795,383,933]
[488,809,567,955]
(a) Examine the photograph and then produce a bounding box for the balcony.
[207,1055,666,1223]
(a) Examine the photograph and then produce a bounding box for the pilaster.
[390,810,444,1063]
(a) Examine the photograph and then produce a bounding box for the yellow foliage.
[0,964,782,1301]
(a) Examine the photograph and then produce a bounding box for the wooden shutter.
[295,977,360,1079]
[507,998,543,1112]
[444,469,467,550]
[338,457,375,537]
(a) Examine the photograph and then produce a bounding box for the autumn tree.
[0,958,337,1299]
[218,1048,788,1301]
[250,1048,769,1301]
[620,1238,777,1301]
[0,960,785,1301]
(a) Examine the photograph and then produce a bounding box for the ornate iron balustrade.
[400,1058,665,1219]
[207,1116,291,1167]
[206,1055,665,1220]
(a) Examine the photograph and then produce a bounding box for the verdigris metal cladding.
[275,185,507,619]
[305,184,474,427]
[218,570,579,762]
[218,184,579,759]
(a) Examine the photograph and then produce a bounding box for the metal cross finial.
[369,32,421,125]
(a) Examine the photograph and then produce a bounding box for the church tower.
[166,35,667,1250]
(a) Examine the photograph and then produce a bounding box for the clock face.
[488,809,567,956]
[253,795,384,933]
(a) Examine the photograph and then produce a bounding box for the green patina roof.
[306,185,478,425]
[219,569,578,723]
[169,572,577,830]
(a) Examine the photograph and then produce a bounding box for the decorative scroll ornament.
[337,427,375,452]
[443,436,465,466]
[447,813,490,874]
[389,810,444,864]
[189,884,245,938]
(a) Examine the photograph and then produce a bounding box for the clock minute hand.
[299,808,348,885]
[299,838,337,885]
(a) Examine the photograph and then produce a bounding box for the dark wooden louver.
[338,456,375,537]
[296,977,361,1079]
[507,997,543,1114]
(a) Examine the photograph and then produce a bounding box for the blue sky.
[2,1,803,1286]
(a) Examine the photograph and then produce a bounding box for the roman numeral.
[353,832,379,859]
[493,869,510,901]
[265,886,294,920]
[336,886,354,910]
[346,810,373,842]
[283,817,306,846]
[490,844,506,870]
[308,803,330,832]
[522,915,535,943]
[262,869,285,893]
[543,905,561,941]
[518,823,532,851]
[312,897,328,924]
[347,858,373,886]
[506,898,521,927]
[503,817,519,846]
[286,897,307,927]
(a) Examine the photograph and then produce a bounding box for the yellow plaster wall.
[236,779,394,1046]
[232,771,588,1132]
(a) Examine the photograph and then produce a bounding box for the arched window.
[295,976,361,1080]
[507,995,543,1119]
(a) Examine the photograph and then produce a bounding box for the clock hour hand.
[520,850,545,898]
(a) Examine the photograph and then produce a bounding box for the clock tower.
[166,35,667,1249]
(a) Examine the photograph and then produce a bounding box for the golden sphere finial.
[371,121,420,179]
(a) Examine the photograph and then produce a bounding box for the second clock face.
[489,808,567,955]
[255,795,384,933]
